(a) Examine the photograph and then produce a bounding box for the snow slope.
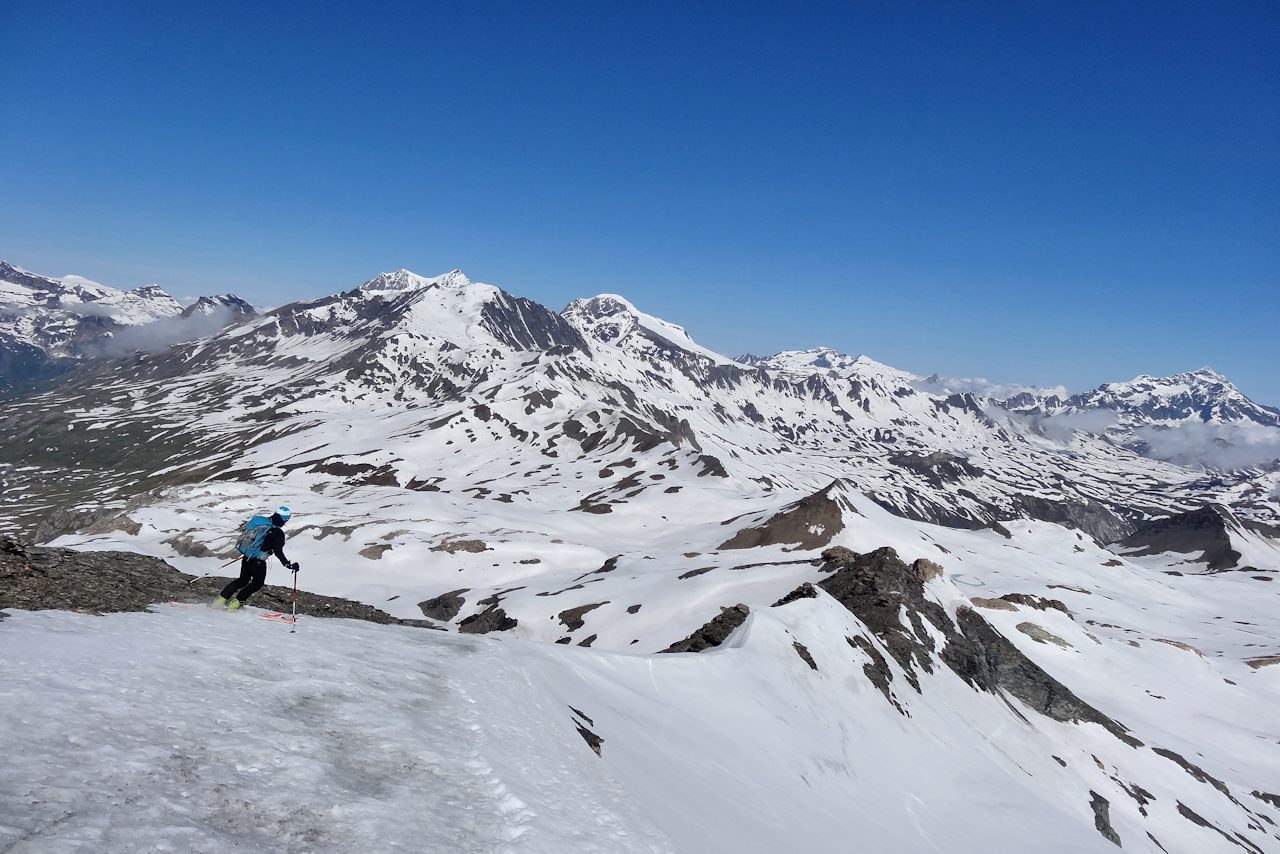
[0,597,1183,854]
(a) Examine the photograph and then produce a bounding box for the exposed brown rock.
[430,538,489,554]
[558,602,608,631]
[719,481,849,551]
[911,558,944,582]
[1152,638,1205,657]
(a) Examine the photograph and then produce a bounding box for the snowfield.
[0,598,1157,854]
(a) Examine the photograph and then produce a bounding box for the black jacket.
[259,525,291,567]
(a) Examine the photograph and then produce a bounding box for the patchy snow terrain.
[2,264,1279,852]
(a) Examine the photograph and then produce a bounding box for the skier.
[214,505,300,611]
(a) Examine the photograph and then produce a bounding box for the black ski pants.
[220,557,268,603]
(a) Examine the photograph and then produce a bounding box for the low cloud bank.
[982,406,1118,444]
[983,405,1280,469]
[1131,422,1280,471]
[90,307,239,356]
[60,300,120,319]
[913,375,1071,401]
[1036,410,1119,444]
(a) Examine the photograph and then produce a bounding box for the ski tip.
[259,612,297,623]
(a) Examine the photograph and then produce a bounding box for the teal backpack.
[235,515,273,560]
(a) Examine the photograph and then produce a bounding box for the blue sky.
[2,1,1277,401]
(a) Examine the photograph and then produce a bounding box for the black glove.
[290,561,300,572]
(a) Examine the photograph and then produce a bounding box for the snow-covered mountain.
[0,260,255,395]
[996,368,1280,470]
[2,265,1279,852]
[1057,368,1280,428]
[179,293,257,319]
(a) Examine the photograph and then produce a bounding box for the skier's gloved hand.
[290,561,301,572]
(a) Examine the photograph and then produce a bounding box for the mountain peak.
[562,294,732,364]
[360,268,471,293]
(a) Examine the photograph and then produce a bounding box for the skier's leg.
[236,559,268,603]
[219,558,253,599]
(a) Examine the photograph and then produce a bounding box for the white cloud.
[89,307,238,357]
[914,375,1070,401]
[980,404,1118,444]
[1130,422,1280,471]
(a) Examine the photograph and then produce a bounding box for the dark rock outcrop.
[887,451,984,488]
[457,605,518,634]
[1118,505,1244,570]
[999,593,1071,616]
[558,601,607,631]
[418,588,469,621]
[771,582,818,606]
[661,604,750,653]
[792,640,818,670]
[818,546,1141,745]
[0,537,398,624]
[847,634,906,714]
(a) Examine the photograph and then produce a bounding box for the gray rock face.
[817,546,1141,745]
[952,608,1139,746]
[661,604,750,653]
[0,537,399,624]
[1089,791,1122,847]
[1118,504,1280,571]
[1016,622,1071,648]
[1013,494,1135,543]
[887,451,984,489]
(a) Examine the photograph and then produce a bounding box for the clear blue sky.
[2,1,1277,401]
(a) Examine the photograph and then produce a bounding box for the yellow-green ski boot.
[226,599,243,612]
[211,596,228,609]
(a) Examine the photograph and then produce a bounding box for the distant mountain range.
[0,261,254,395]
[1,262,1276,544]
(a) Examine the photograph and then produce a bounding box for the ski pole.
[290,568,298,634]
[186,556,241,585]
